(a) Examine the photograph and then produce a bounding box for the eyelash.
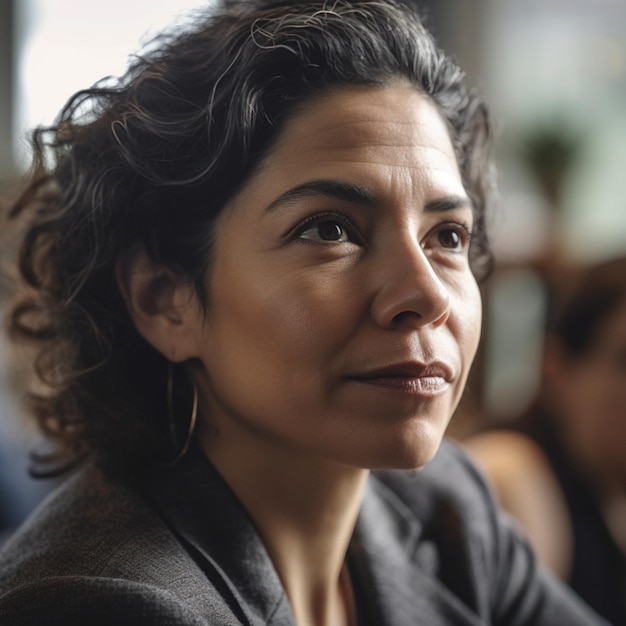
[292,211,358,241]
[291,211,474,251]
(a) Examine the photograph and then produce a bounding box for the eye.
[428,222,472,253]
[302,220,348,242]
[295,212,356,244]
[438,227,463,249]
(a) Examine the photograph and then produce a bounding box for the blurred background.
[0,0,625,529]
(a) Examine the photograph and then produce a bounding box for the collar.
[143,445,482,626]
[351,474,484,625]
[143,447,294,625]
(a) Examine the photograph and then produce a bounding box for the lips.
[349,361,453,395]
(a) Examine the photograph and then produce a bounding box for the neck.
[198,423,367,626]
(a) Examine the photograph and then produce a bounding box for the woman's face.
[192,83,482,470]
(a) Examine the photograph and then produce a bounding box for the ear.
[116,244,203,363]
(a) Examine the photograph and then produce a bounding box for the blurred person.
[0,0,609,624]
[466,256,626,626]
[0,418,41,539]
[0,343,51,541]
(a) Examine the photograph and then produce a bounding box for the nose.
[370,237,451,330]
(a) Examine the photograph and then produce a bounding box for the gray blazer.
[0,440,609,625]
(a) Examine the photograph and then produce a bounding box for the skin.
[195,83,482,472]
[122,82,483,626]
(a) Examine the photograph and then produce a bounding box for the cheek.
[207,258,358,382]
[248,260,362,341]
[453,279,483,363]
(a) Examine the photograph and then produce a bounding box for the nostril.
[391,310,422,326]
[390,306,449,329]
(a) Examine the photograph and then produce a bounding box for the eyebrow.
[266,180,376,212]
[265,178,473,214]
[424,196,474,213]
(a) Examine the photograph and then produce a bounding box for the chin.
[385,450,439,472]
[357,431,445,472]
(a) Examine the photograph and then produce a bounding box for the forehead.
[280,83,450,144]
[249,83,464,199]
[218,83,471,232]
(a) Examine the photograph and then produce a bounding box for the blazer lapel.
[144,450,485,626]
[350,475,485,626]
[143,448,296,626]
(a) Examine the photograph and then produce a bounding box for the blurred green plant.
[518,122,585,210]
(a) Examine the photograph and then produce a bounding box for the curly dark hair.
[5,0,494,477]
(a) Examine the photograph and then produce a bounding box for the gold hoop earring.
[167,363,199,465]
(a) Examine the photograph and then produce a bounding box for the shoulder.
[368,439,609,625]
[0,464,234,624]
[0,576,210,626]
[0,464,167,585]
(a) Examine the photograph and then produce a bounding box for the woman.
[466,257,626,626]
[0,1,607,624]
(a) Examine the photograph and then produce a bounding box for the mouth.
[348,361,453,396]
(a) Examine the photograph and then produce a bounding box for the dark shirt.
[520,409,626,626]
